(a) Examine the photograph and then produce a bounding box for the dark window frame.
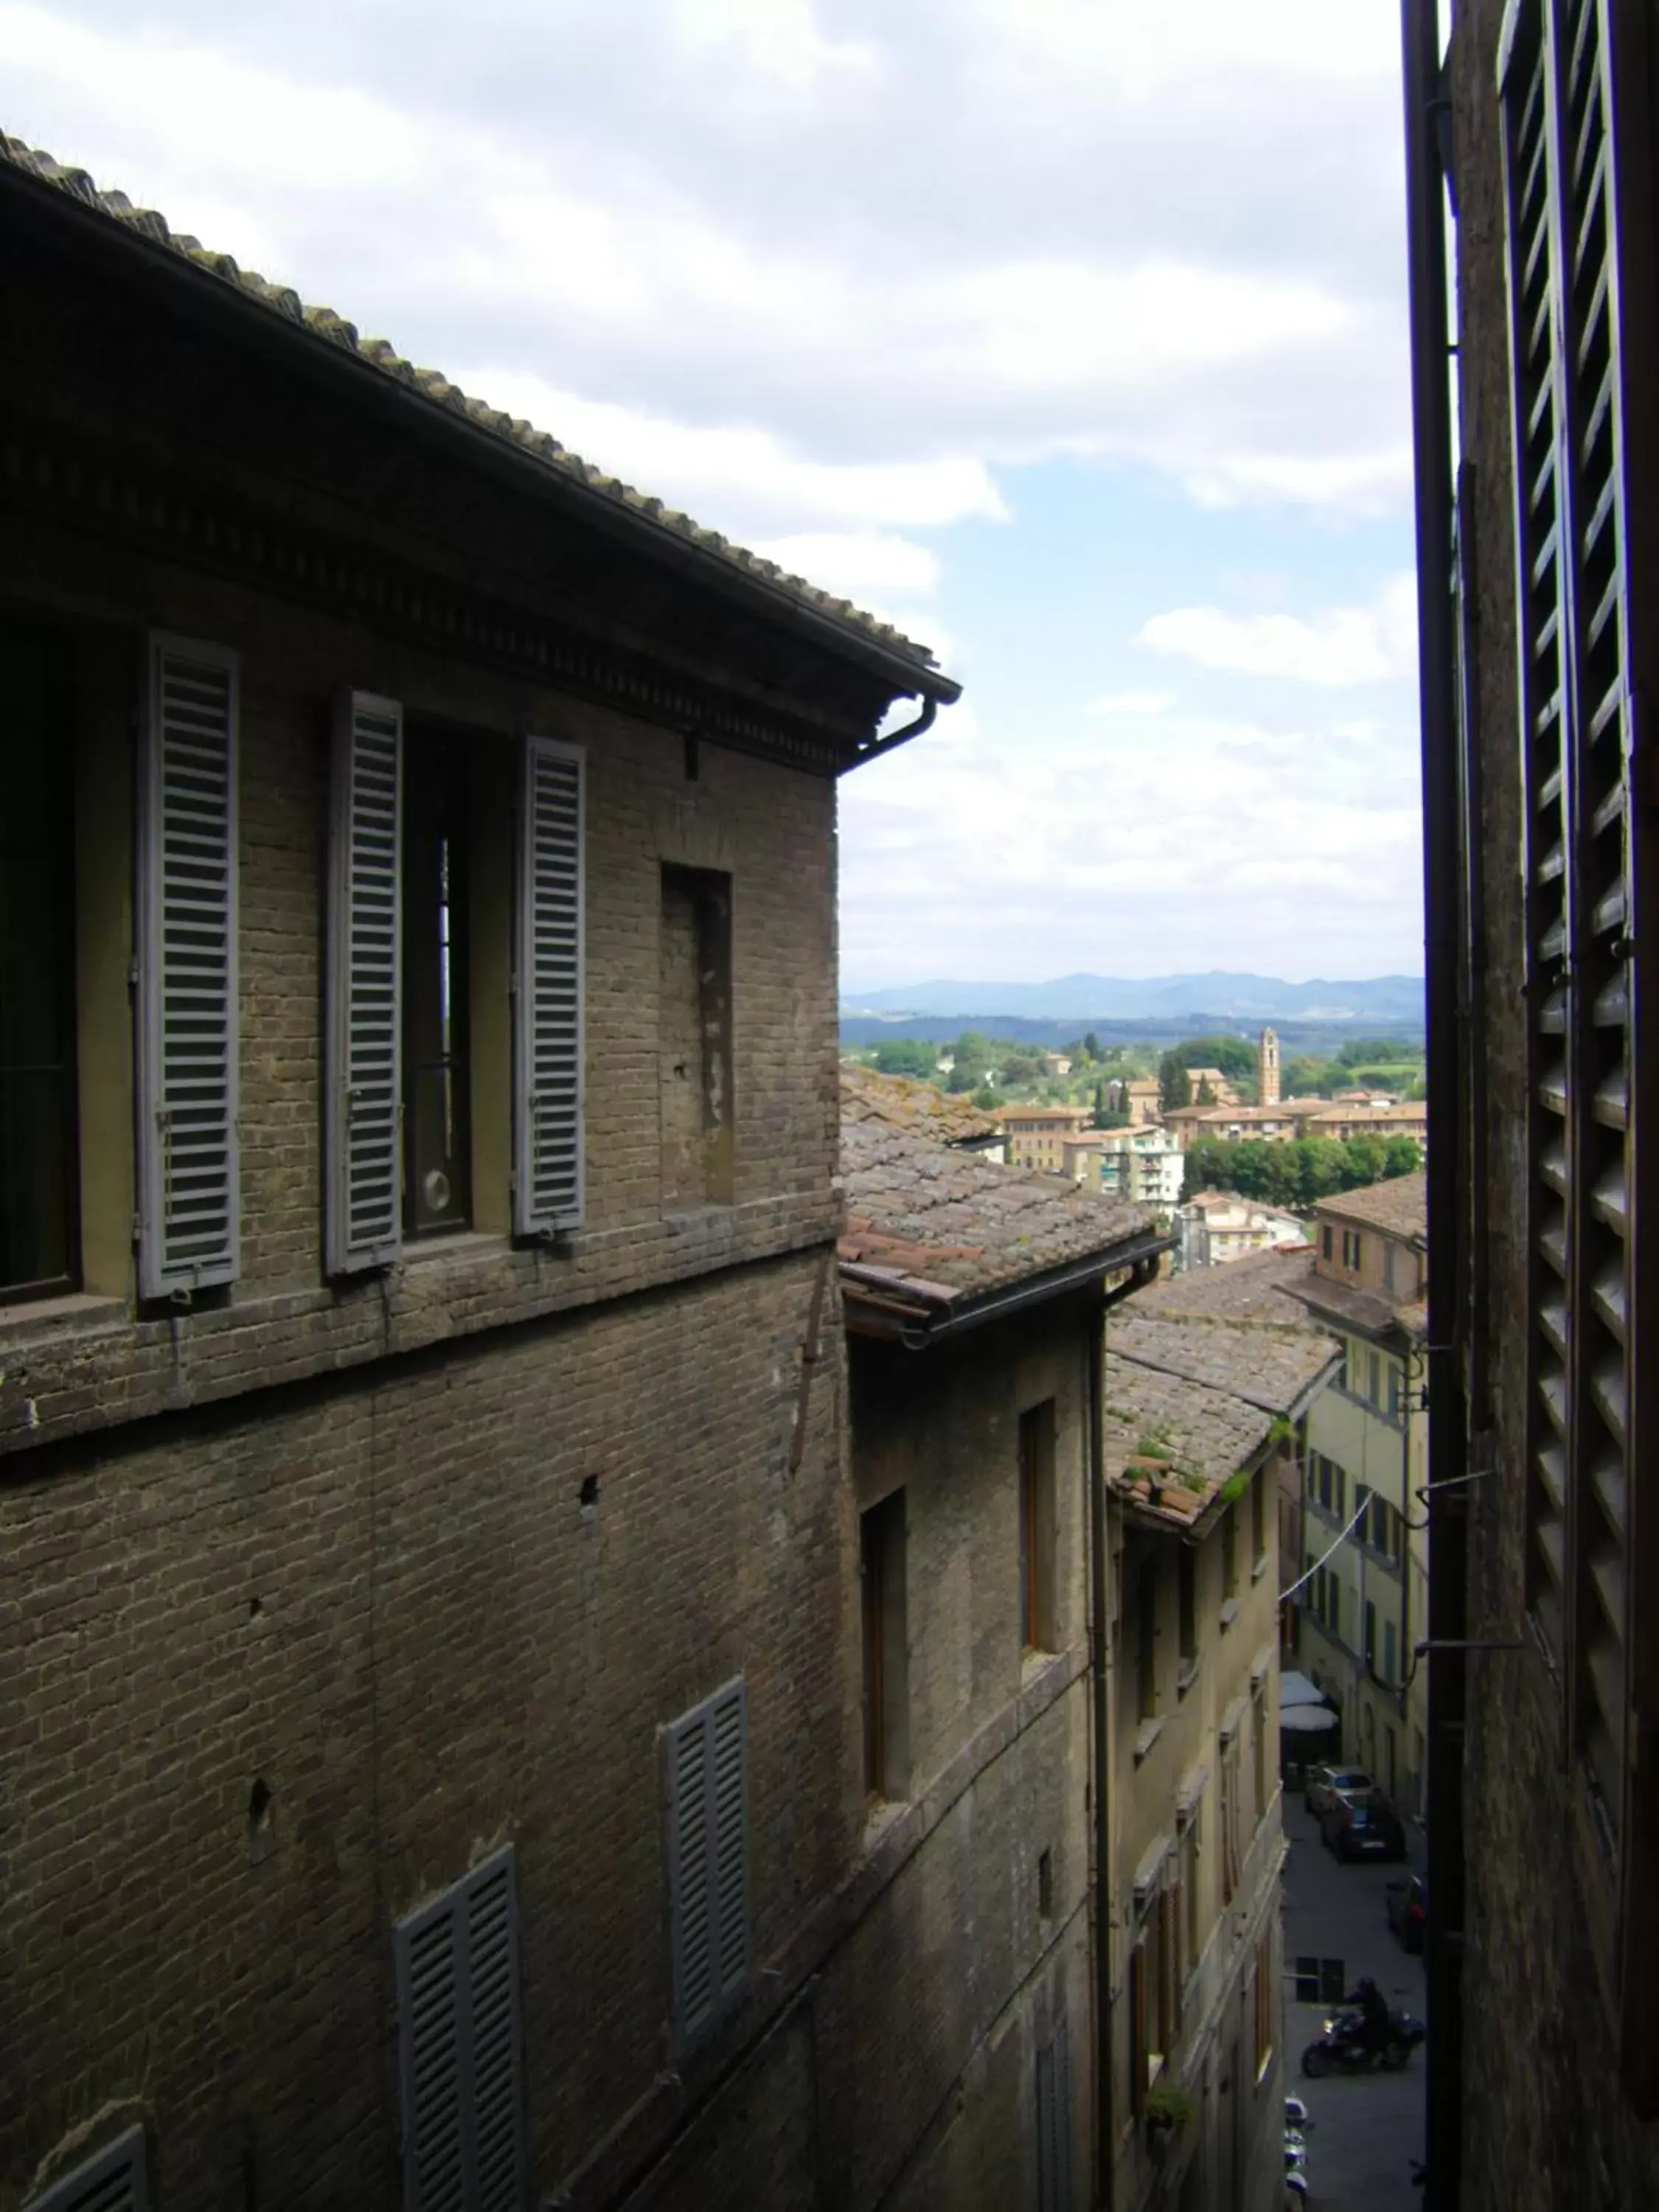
[0,622,80,1303]
[400,722,473,1239]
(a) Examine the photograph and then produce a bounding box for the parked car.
[1386,1873,1428,1951]
[1321,1790,1408,1861]
[1304,1764,1373,1818]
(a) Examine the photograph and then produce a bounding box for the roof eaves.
[0,135,960,708]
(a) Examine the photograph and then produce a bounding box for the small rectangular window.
[1019,1400,1058,1653]
[0,625,79,1302]
[1135,1555,1159,1721]
[664,1677,748,2047]
[403,727,472,1236]
[860,1490,908,1801]
[1178,1545,1197,1666]
[1179,1809,1200,1973]
[1364,1599,1377,1670]
[1321,1224,1333,1262]
[659,865,734,1209]
[393,1846,527,2212]
[1253,1684,1268,1820]
[1253,1935,1274,2076]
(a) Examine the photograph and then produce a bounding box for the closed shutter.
[1501,0,1659,2108]
[326,692,403,1273]
[138,634,240,1298]
[513,737,584,1236]
[24,2124,149,2212]
[664,1677,748,2046]
[394,1846,528,2212]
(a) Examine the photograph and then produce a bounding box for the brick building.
[995,1104,1094,1172]
[1098,1340,1290,2212]
[0,138,966,2212]
[1293,1176,1430,1813]
[836,1079,1166,2208]
[1405,1,1659,2204]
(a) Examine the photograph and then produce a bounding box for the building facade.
[1408,1,1659,2203]
[1099,1346,1287,2212]
[997,1105,1093,1172]
[838,1092,1165,2210]
[1292,1178,1430,1813]
[0,137,971,2212]
[1063,1127,1186,1209]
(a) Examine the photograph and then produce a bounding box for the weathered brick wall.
[0,511,841,1455]
[1452,5,1659,2205]
[1,1251,858,2212]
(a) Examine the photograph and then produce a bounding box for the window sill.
[1134,1717,1166,1764]
[1252,1553,1270,1583]
[1177,1657,1201,1699]
[1217,1599,1239,1632]
[0,1290,128,1345]
[398,1228,512,1270]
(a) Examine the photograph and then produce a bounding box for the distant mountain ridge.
[841,971,1425,1023]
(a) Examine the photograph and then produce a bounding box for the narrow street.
[1280,1794,1427,2211]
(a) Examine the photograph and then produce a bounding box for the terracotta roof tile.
[838,1121,1156,1302]
[1102,1354,1274,1529]
[1107,1312,1340,1419]
[1,133,948,680]
[1312,1171,1428,1241]
[838,1065,998,1144]
[1130,1249,1321,1327]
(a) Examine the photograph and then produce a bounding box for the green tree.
[872,1039,939,1079]
[1335,1035,1423,1068]
[1382,1136,1422,1178]
[1343,1137,1388,1189]
[972,1086,1002,1110]
[1083,1031,1102,1060]
[945,1066,982,1095]
[1295,1138,1349,1206]
[1284,1055,1336,1097]
[953,1030,993,1079]
[1001,1051,1044,1088]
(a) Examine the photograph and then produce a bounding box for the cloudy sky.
[7,0,1423,993]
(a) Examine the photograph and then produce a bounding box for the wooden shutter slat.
[665,1678,748,2048]
[514,736,584,1237]
[395,1846,525,2212]
[326,692,403,1274]
[139,635,239,1298]
[24,2123,150,2212]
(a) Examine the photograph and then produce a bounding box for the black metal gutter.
[1400,5,1468,2206]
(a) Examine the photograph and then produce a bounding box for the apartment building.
[1062,1126,1186,1208]
[1290,1176,1430,1812]
[997,1104,1093,1172]
[1100,1344,1287,2212]
[0,138,964,2212]
[1174,1192,1307,1270]
[837,1092,1165,2208]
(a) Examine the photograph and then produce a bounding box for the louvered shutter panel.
[138,636,240,1298]
[326,692,403,1274]
[1501,4,1574,1670]
[665,1677,748,2046]
[514,737,584,1236]
[395,1846,527,2212]
[24,2124,149,2212]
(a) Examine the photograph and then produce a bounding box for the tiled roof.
[838,1120,1156,1305]
[1,134,949,681]
[1130,1248,1322,1327]
[1102,1352,1274,1530]
[1290,1272,1428,1343]
[1107,1312,1340,1420]
[1313,1171,1428,1241]
[838,1065,998,1145]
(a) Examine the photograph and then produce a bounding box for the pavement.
[1279,1792,1427,2211]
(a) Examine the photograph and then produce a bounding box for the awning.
[1280,1670,1329,1708]
[1280,1703,1340,1733]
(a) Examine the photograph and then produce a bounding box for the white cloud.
[1134,575,1419,687]
[4,0,1413,521]
[1083,689,1177,717]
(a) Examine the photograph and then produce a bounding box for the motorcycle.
[1301,2004,1426,2077]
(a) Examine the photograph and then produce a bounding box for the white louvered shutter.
[514,737,584,1236]
[326,692,403,1274]
[139,635,240,1298]
[24,2124,150,2212]
[394,1846,528,2212]
[665,1677,748,2047]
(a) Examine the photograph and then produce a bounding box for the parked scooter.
[1301,2004,1426,2077]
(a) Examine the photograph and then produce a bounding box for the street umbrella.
[1279,1703,1340,1733]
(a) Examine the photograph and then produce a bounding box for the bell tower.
[1259,1025,1281,1105]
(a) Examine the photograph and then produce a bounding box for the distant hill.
[841,972,1425,1024]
